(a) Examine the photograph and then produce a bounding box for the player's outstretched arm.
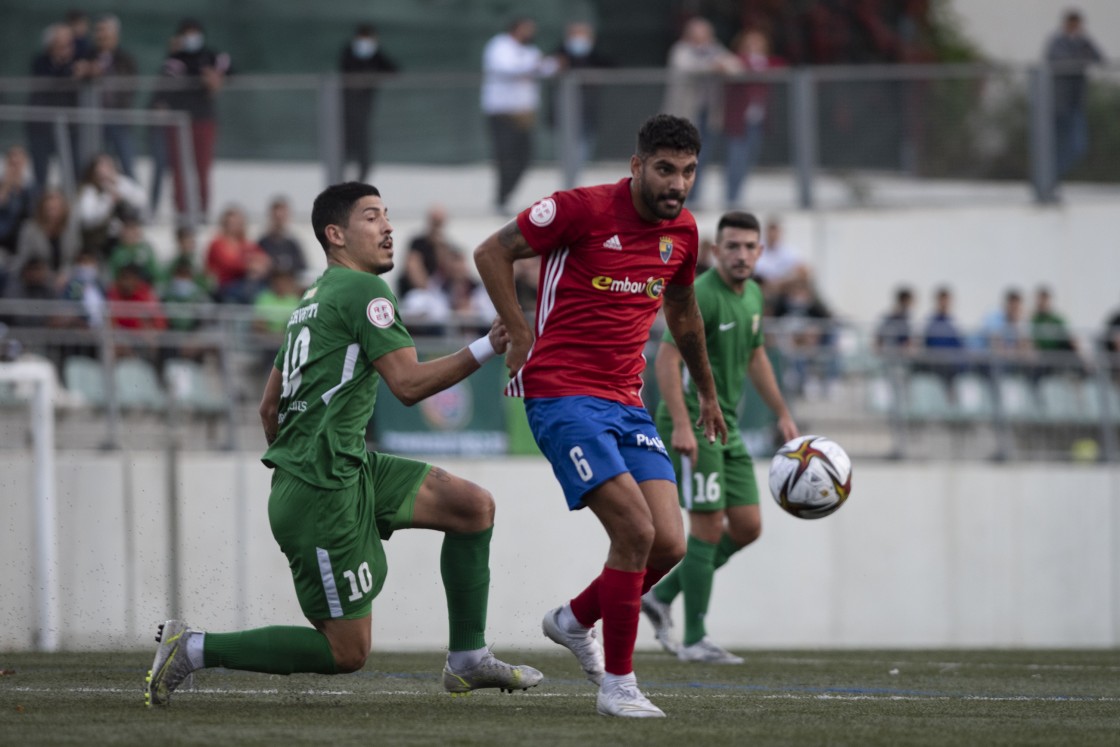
[373,318,510,407]
[662,282,728,445]
[654,341,699,463]
[747,345,799,443]
[474,221,537,377]
[260,367,282,445]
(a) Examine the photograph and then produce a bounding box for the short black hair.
[636,114,701,158]
[177,17,203,34]
[355,23,377,37]
[312,182,381,252]
[716,211,760,237]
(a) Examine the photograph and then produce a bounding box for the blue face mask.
[181,33,204,53]
[73,265,98,284]
[565,36,593,57]
[352,38,377,59]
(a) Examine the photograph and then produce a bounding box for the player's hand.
[487,317,511,355]
[776,414,800,444]
[696,395,728,446]
[505,332,533,378]
[671,423,699,464]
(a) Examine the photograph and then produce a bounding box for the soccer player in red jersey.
[475,114,727,717]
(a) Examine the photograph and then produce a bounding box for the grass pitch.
[2,648,1119,746]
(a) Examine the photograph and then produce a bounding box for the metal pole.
[174,113,202,227]
[53,116,76,199]
[791,69,817,210]
[78,83,101,170]
[28,361,59,651]
[1029,65,1058,204]
[557,73,583,190]
[318,73,343,186]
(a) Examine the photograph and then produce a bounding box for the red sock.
[569,575,601,628]
[599,566,644,676]
[642,565,670,595]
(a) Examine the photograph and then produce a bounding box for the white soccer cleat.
[541,606,605,686]
[442,648,544,695]
[144,619,199,707]
[640,591,681,655]
[596,674,666,718]
[677,637,744,665]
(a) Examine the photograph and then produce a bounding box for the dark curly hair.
[636,114,701,158]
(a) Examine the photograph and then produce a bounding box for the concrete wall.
[2,451,1118,652]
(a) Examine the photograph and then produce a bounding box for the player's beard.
[638,177,687,221]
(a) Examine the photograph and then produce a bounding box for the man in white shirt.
[481,18,558,215]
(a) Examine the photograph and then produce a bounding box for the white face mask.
[564,36,593,57]
[352,38,377,59]
[181,32,204,53]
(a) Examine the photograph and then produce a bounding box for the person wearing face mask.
[550,21,614,172]
[153,18,232,222]
[339,24,399,183]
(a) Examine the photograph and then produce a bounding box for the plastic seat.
[1036,376,1087,423]
[906,373,951,421]
[164,358,227,414]
[63,356,108,408]
[1085,381,1120,425]
[995,374,1039,423]
[951,373,995,422]
[113,358,167,411]
[865,373,896,415]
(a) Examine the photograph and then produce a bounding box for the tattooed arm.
[662,282,728,445]
[474,221,538,377]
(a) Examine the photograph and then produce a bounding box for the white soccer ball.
[768,435,852,519]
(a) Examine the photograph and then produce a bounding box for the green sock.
[713,533,742,570]
[680,535,718,646]
[203,626,338,674]
[440,526,492,652]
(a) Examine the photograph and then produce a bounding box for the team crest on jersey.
[752,313,761,334]
[367,297,395,328]
[302,287,318,300]
[529,197,556,227]
[658,236,674,263]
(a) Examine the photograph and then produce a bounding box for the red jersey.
[510,178,698,407]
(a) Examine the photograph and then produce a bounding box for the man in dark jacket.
[339,23,399,182]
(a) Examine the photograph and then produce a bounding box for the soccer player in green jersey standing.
[146,182,542,706]
[641,211,799,663]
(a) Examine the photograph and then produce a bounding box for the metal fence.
[0,62,1117,216]
[1,299,1117,463]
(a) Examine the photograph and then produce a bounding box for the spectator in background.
[398,204,455,298]
[481,17,559,216]
[752,217,807,313]
[723,27,785,208]
[147,31,181,215]
[252,268,303,335]
[153,18,231,221]
[76,153,146,255]
[339,23,399,183]
[257,196,307,277]
[0,146,34,281]
[107,214,159,284]
[922,286,966,379]
[27,23,88,196]
[81,15,139,178]
[107,262,166,363]
[441,248,497,333]
[65,9,92,58]
[56,248,107,359]
[1031,286,1080,375]
[1045,9,1104,179]
[160,225,214,297]
[551,21,614,171]
[980,288,1035,377]
[662,17,739,205]
[875,286,915,353]
[206,205,270,303]
[160,256,215,361]
[771,275,835,397]
[13,188,81,283]
[2,257,58,330]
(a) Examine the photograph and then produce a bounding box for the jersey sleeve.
[343,274,415,361]
[515,189,589,256]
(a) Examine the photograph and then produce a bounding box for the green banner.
[371,355,509,456]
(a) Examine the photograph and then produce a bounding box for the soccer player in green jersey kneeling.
[146,182,542,706]
[641,211,799,664]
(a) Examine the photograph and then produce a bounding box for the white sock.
[185,631,205,670]
[447,646,487,672]
[558,604,588,633]
[602,671,636,689]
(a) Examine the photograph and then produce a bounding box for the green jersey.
[657,268,764,428]
[262,266,414,488]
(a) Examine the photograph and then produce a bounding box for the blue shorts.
[525,395,676,510]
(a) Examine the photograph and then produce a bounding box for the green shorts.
[655,413,758,513]
[268,452,432,621]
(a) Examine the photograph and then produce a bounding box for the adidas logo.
[602,234,623,250]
